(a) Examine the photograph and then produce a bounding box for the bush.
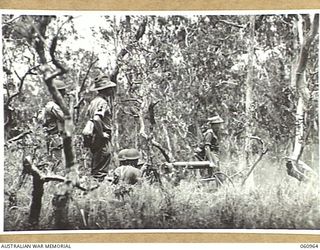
[4,165,320,230]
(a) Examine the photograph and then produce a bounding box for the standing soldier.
[195,115,224,177]
[42,79,68,160]
[82,75,116,181]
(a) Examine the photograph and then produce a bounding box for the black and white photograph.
[2,12,319,231]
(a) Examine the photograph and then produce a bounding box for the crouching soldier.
[112,148,142,185]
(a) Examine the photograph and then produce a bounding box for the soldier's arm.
[203,130,214,162]
[91,115,104,136]
[204,145,214,163]
[91,114,110,140]
[204,130,214,145]
[112,167,121,184]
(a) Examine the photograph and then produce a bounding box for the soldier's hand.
[102,132,110,139]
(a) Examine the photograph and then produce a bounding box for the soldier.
[195,115,224,177]
[113,148,142,185]
[42,79,68,158]
[82,75,116,180]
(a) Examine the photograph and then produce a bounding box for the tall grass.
[4,170,320,230]
[4,143,319,230]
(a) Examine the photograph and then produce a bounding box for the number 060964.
[300,244,319,248]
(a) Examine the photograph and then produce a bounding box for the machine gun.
[162,161,233,187]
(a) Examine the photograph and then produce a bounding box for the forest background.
[2,13,319,230]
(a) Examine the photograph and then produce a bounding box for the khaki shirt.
[203,128,219,152]
[43,101,64,135]
[113,165,142,185]
[87,95,112,132]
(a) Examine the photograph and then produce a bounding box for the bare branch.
[79,55,99,93]
[48,36,67,78]
[6,65,40,107]
[50,19,74,66]
[249,135,268,154]
[31,16,52,64]
[110,17,148,83]
[26,16,48,49]
[217,19,246,29]
[151,140,171,163]
[5,130,32,144]
[242,148,269,186]
[43,175,99,192]
[56,16,73,36]
[2,15,22,26]
[33,19,75,169]
[139,122,171,162]
[120,99,143,104]
[242,137,268,186]
[23,157,98,192]
[74,97,85,110]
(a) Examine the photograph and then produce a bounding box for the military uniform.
[113,165,142,185]
[112,148,143,185]
[42,80,67,159]
[85,76,116,179]
[195,115,224,177]
[86,95,113,178]
[43,101,64,135]
[196,128,220,163]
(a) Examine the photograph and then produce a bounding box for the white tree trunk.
[162,121,174,161]
[241,15,255,189]
[291,96,304,160]
[287,14,319,182]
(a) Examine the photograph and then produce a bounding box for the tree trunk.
[289,14,319,169]
[112,16,120,153]
[32,17,79,228]
[162,121,174,161]
[138,93,153,163]
[28,176,44,228]
[241,15,255,188]
[52,190,71,230]
[291,97,304,160]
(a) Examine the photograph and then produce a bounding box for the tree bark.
[112,17,120,153]
[162,121,174,161]
[28,175,44,228]
[52,191,71,230]
[241,15,255,188]
[31,16,79,228]
[290,14,319,163]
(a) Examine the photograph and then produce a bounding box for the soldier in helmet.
[113,148,142,185]
[195,115,224,177]
[42,79,68,158]
[82,75,116,180]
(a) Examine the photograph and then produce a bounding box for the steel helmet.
[124,148,140,160]
[118,149,129,162]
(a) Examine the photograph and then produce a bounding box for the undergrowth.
[4,169,320,230]
[4,143,319,230]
